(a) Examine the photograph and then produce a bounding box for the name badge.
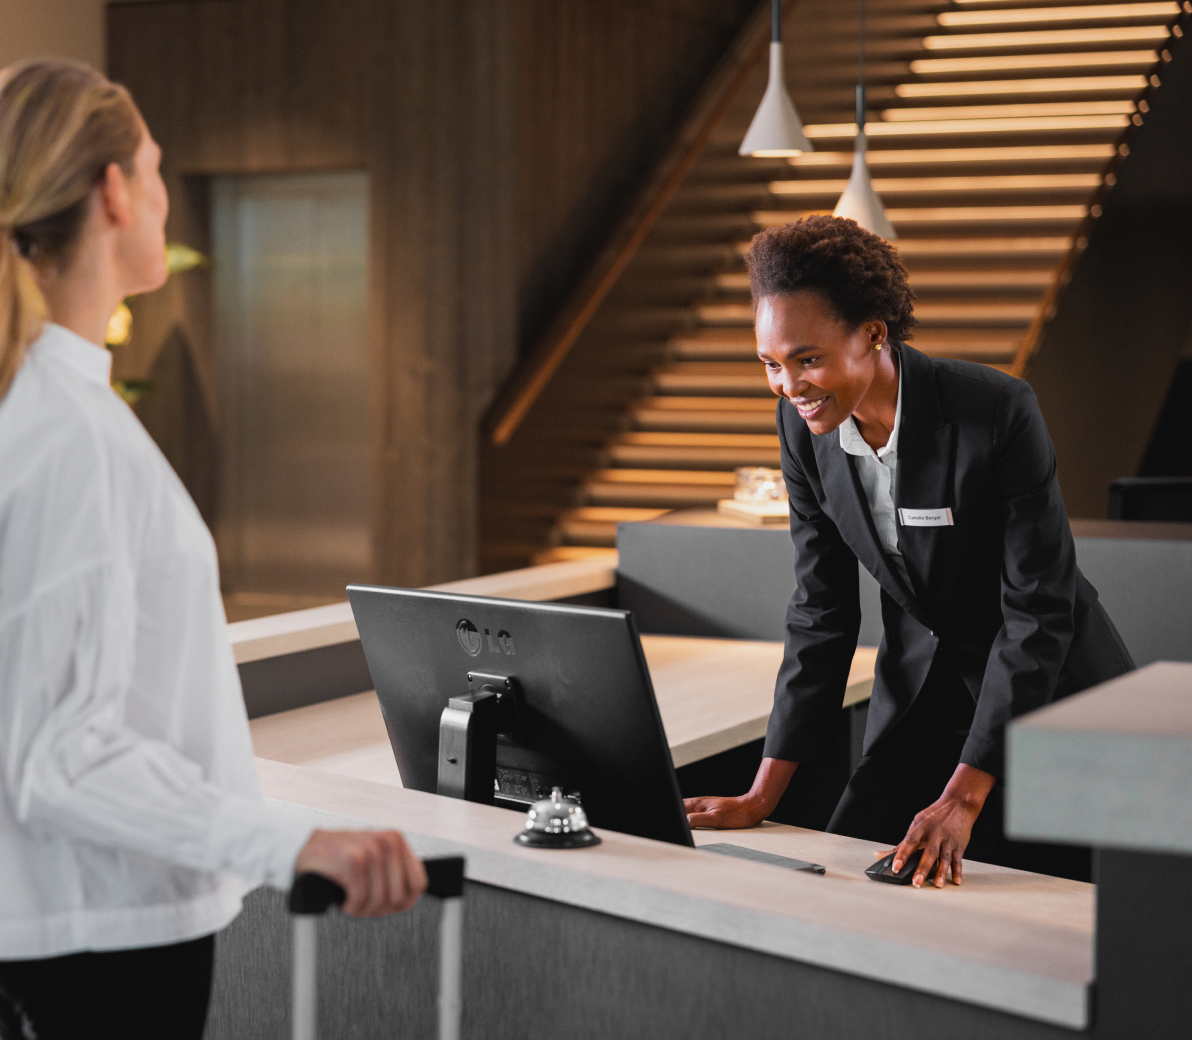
[898,507,953,527]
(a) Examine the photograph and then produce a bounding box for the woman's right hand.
[684,757,800,830]
[294,829,427,917]
[685,794,770,829]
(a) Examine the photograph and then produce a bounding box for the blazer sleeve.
[961,378,1078,776]
[763,405,862,763]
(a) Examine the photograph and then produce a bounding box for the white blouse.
[0,323,312,958]
[837,365,903,558]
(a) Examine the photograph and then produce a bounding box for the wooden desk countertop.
[250,635,878,778]
[258,759,1093,1030]
[227,555,620,665]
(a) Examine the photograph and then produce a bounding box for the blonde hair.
[0,59,142,400]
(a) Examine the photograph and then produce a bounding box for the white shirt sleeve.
[0,561,311,891]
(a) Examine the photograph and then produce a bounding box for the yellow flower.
[106,302,133,347]
[166,243,208,274]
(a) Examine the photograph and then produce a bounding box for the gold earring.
[874,342,882,350]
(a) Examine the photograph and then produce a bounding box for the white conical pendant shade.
[833,130,896,239]
[739,43,812,157]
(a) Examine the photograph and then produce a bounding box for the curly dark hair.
[745,215,917,344]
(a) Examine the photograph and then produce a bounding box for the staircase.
[481,0,1188,570]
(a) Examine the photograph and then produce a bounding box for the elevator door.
[212,171,370,601]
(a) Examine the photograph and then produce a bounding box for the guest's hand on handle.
[294,829,427,917]
[874,763,996,888]
[684,757,798,830]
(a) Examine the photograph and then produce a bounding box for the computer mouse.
[865,848,923,885]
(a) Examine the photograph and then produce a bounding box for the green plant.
[108,242,208,403]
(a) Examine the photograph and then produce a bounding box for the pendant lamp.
[739,0,812,157]
[833,0,896,238]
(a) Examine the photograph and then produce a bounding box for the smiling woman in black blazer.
[684,216,1134,887]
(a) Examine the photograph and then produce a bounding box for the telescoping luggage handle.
[289,856,466,1040]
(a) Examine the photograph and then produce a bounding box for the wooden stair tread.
[714,270,1054,291]
[614,432,779,448]
[768,173,1103,195]
[608,445,782,468]
[755,204,1089,225]
[782,144,1118,168]
[630,411,779,434]
[589,469,737,485]
[559,507,671,522]
[532,546,619,565]
[731,236,1075,258]
[631,395,777,412]
[662,332,1021,362]
[582,485,732,508]
[694,301,1041,325]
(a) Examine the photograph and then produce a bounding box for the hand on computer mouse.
[876,763,996,888]
[866,848,923,885]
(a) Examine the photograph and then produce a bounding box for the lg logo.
[456,619,515,657]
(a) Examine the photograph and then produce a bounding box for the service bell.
[513,786,601,849]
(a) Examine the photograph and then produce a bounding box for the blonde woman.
[0,61,425,1038]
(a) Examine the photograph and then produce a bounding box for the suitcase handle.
[290,855,465,915]
[425,855,465,899]
[289,873,346,915]
[289,855,465,1040]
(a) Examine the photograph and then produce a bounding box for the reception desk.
[204,759,1094,1040]
[208,664,1192,1040]
[215,591,1080,1040]
[209,525,1192,1038]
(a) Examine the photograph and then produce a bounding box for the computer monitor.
[347,584,694,847]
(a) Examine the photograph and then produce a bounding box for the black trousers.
[0,934,214,1040]
[827,659,1092,883]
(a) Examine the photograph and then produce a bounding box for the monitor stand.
[437,672,522,805]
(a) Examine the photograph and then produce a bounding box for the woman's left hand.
[875,764,997,888]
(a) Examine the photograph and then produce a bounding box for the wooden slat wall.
[106,0,757,586]
[366,0,517,586]
[514,0,759,352]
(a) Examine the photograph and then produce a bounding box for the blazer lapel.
[893,345,954,602]
[812,431,920,619]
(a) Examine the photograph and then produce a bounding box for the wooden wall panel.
[107,0,752,585]
[367,0,517,585]
[112,0,370,174]
[109,0,515,586]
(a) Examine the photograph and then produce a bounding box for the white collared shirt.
[837,367,903,557]
[0,324,312,958]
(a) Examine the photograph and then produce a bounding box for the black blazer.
[764,344,1133,777]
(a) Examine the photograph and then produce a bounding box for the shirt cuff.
[205,792,315,889]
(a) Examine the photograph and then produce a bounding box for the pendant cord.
[772,0,782,44]
[856,0,866,130]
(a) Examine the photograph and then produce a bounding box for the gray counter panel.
[618,519,1192,664]
[1072,537,1192,665]
[208,883,1080,1040]
[616,522,884,645]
